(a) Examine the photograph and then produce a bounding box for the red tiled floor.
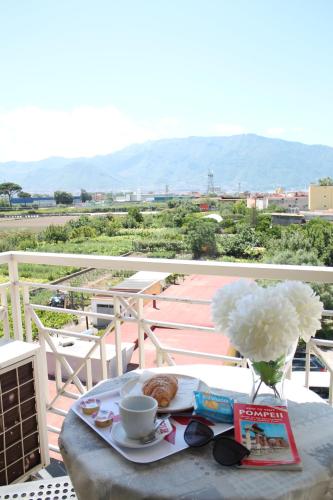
[110,274,240,367]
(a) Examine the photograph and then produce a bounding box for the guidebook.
[233,403,302,470]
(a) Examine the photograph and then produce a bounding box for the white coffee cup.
[119,395,157,440]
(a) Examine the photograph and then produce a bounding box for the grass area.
[37,235,134,255]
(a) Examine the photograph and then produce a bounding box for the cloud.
[0,106,164,162]
[0,106,296,162]
[214,123,247,136]
[263,127,286,138]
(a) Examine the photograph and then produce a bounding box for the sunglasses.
[184,420,250,466]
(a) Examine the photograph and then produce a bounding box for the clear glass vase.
[248,342,297,406]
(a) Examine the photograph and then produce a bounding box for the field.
[0,215,81,230]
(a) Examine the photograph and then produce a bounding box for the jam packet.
[193,391,234,423]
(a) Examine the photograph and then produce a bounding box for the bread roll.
[142,375,178,407]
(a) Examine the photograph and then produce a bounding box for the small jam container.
[80,398,101,415]
[94,409,114,428]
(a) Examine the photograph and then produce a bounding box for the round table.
[59,365,333,500]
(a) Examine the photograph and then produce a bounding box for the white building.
[247,193,308,211]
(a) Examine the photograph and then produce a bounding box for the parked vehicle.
[292,357,326,372]
[49,293,66,308]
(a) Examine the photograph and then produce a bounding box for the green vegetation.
[318,177,333,186]
[54,191,74,205]
[0,197,333,341]
[0,182,22,206]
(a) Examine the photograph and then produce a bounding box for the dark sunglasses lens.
[184,420,214,447]
[213,437,250,466]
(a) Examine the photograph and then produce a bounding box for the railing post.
[329,372,333,407]
[0,288,10,340]
[156,349,164,367]
[305,341,311,388]
[8,256,23,340]
[23,287,33,343]
[100,337,108,380]
[137,297,145,369]
[114,297,123,376]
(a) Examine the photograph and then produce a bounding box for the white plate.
[120,373,206,413]
[111,420,172,449]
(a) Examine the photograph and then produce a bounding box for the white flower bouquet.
[212,280,323,401]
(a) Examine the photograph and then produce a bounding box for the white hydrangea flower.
[211,279,258,332]
[227,287,300,361]
[276,281,324,342]
[211,279,323,362]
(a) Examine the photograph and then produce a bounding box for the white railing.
[0,250,333,454]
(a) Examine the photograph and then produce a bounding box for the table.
[59,365,333,500]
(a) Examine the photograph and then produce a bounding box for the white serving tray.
[72,387,233,464]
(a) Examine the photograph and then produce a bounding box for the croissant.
[142,375,178,407]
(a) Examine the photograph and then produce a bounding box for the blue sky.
[0,0,332,161]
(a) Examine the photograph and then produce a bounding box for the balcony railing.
[0,250,333,456]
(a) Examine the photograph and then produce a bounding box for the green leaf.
[252,355,286,387]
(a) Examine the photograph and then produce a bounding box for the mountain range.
[0,134,332,193]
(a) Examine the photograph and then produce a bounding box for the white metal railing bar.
[31,303,118,321]
[40,326,101,341]
[310,338,333,348]
[0,251,11,264]
[49,407,67,417]
[117,295,175,367]
[10,250,333,282]
[62,390,80,400]
[30,308,88,396]
[20,280,211,305]
[113,296,123,375]
[8,257,23,340]
[306,338,333,406]
[143,318,215,332]
[0,289,10,339]
[49,444,60,453]
[161,347,245,365]
[137,297,145,369]
[0,281,11,289]
[47,425,61,434]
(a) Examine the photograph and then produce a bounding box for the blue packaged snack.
[193,391,234,423]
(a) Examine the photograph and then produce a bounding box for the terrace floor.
[114,274,239,366]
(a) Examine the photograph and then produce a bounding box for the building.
[11,196,57,207]
[247,193,308,211]
[271,213,306,225]
[309,184,333,210]
[91,192,107,202]
[247,197,269,210]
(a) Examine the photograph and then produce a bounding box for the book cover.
[233,403,302,470]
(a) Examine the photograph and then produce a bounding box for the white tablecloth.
[59,365,333,500]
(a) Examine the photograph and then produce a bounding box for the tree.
[0,182,22,206]
[128,206,143,223]
[54,191,74,205]
[18,191,31,198]
[318,177,333,186]
[187,221,217,259]
[80,189,92,203]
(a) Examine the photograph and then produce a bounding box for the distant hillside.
[0,134,332,193]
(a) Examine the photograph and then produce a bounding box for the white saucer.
[111,420,172,449]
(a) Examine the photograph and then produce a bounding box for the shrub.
[187,222,217,259]
[70,226,97,239]
[43,224,69,243]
